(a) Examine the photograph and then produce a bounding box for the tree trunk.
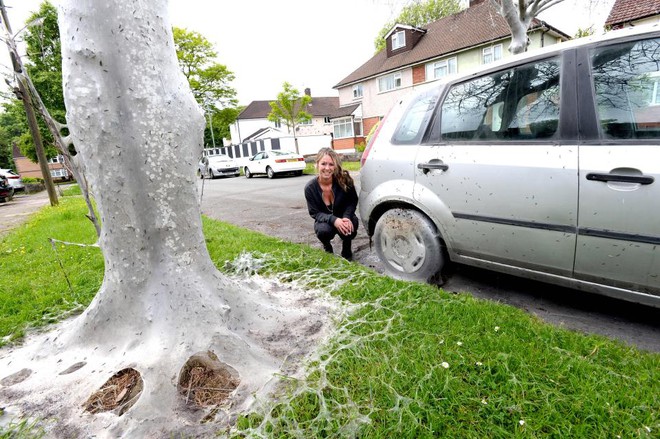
[497,0,531,55]
[0,1,337,437]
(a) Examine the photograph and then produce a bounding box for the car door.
[251,152,266,174]
[416,55,579,276]
[573,37,660,297]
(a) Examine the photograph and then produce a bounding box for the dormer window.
[391,31,406,50]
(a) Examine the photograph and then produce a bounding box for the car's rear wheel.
[374,208,444,284]
[266,167,275,179]
[244,167,252,178]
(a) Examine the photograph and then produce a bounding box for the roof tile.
[605,0,660,28]
[238,97,340,119]
[335,1,568,88]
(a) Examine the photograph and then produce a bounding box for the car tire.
[266,166,275,179]
[374,208,445,284]
[244,167,252,179]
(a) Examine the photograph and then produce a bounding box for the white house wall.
[296,117,334,136]
[230,117,332,145]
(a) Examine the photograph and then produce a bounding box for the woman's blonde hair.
[315,147,354,191]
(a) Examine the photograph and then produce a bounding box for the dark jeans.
[314,216,359,245]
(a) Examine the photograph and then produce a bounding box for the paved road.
[0,190,51,236]
[198,173,660,353]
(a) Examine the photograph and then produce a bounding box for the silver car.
[0,169,25,191]
[359,26,660,308]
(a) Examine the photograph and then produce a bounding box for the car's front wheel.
[374,208,445,284]
[266,166,275,179]
[244,167,252,178]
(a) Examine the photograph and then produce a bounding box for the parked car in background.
[0,175,14,202]
[198,154,240,179]
[243,150,305,179]
[359,26,660,308]
[0,169,25,191]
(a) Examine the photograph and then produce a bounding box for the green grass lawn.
[1,191,658,438]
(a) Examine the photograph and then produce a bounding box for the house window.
[426,57,457,80]
[298,117,312,125]
[273,120,281,128]
[391,31,405,50]
[378,72,402,93]
[51,169,69,178]
[352,84,363,99]
[333,117,354,139]
[483,44,503,64]
[48,155,64,164]
[324,116,331,124]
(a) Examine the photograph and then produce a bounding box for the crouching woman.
[304,148,358,260]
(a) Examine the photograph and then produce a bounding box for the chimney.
[304,88,311,97]
[469,0,485,6]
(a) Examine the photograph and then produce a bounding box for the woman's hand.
[334,217,354,236]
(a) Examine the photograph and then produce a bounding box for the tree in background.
[374,0,462,52]
[173,27,239,146]
[204,106,243,148]
[267,82,312,155]
[1,0,62,163]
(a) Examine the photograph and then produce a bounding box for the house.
[605,0,660,29]
[332,0,570,150]
[228,88,341,157]
[12,144,71,181]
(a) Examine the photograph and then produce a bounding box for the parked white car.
[198,155,240,179]
[0,169,25,191]
[243,150,306,179]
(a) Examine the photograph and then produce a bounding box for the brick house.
[332,0,570,149]
[605,0,660,29]
[12,144,71,181]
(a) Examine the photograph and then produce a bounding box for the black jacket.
[304,177,358,225]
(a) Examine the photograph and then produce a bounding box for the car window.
[253,152,263,160]
[433,57,560,142]
[391,90,439,144]
[591,37,660,140]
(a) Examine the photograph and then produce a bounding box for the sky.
[1,0,616,106]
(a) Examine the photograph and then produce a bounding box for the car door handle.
[417,161,449,174]
[586,173,654,185]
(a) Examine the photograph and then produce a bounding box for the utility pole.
[0,0,58,206]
